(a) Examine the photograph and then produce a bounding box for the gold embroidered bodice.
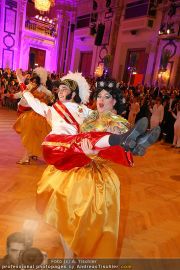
[80,111,130,134]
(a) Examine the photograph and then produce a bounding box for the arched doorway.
[28,47,46,69]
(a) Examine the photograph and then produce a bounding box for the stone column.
[64,11,76,73]
[16,0,27,69]
[52,10,63,73]
[0,0,21,70]
[56,11,68,73]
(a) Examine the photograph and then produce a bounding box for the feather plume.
[33,67,48,85]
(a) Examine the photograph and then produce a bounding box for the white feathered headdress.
[60,71,91,104]
[33,67,48,85]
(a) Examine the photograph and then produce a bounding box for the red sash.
[43,132,133,170]
[18,104,31,114]
[19,83,27,91]
[53,101,80,132]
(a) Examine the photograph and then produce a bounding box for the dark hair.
[66,88,81,104]
[52,80,61,89]
[156,97,162,103]
[94,87,124,115]
[7,232,26,248]
[24,78,30,85]
[30,74,41,87]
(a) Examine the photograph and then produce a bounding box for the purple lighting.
[0,0,60,72]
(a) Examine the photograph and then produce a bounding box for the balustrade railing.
[25,20,56,37]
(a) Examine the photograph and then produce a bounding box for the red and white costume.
[23,90,133,169]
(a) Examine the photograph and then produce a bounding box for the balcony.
[121,0,157,32]
[158,33,180,41]
[121,16,154,32]
[25,17,57,38]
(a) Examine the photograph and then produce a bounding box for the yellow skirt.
[36,158,120,258]
[13,111,51,157]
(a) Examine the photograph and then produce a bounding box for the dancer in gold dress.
[20,73,160,257]
[36,81,136,258]
[14,68,52,164]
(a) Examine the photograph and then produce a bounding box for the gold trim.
[62,79,78,91]
[42,141,71,148]
[64,81,72,91]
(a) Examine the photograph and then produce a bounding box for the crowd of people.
[0,65,179,261]
[0,68,179,148]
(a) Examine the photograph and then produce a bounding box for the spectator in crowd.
[1,67,180,149]
[136,97,151,122]
[171,101,180,148]
[161,97,170,141]
[150,97,164,129]
[165,96,177,144]
[128,96,140,125]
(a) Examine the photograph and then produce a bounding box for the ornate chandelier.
[34,0,55,13]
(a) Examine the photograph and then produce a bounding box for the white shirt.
[151,104,164,123]
[23,91,92,135]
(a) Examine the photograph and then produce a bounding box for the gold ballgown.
[36,111,131,257]
[13,90,51,157]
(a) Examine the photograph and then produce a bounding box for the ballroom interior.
[0,0,180,266]
[0,0,180,86]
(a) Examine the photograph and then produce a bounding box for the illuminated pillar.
[0,0,23,69]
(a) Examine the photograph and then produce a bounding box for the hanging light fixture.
[33,0,55,13]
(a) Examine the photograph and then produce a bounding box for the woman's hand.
[81,139,99,156]
[16,68,21,77]
[44,109,52,126]
[16,69,24,84]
